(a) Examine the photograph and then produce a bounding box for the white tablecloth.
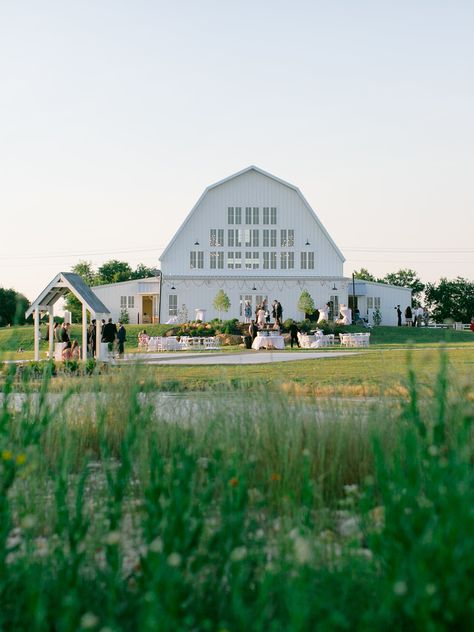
[252,334,285,350]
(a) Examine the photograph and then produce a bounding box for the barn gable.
[160,166,344,276]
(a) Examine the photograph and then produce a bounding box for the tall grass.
[0,354,472,630]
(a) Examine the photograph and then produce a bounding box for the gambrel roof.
[160,165,345,262]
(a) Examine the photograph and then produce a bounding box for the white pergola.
[25,272,111,361]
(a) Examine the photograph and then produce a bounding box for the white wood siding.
[160,169,344,278]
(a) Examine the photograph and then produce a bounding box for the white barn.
[158,166,410,325]
[90,166,411,326]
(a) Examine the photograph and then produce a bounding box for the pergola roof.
[25,272,111,318]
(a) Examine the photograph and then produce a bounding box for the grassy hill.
[0,323,472,361]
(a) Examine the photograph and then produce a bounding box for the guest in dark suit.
[102,318,117,350]
[289,320,300,348]
[88,319,97,357]
[249,320,258,342]
[61,323,71,348]
[117,322,126,357]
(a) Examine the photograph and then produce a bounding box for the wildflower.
[228,477,239,487]
[167,552,182,567]
[105,531,121,546]
[149,537,163,553]
[21,514,36,529]
[15,453,27,466]
[270,472,281,482]
[80,612,99,629]
[1,450,13,461]
[428,445,439,457]
[302,448,311,458]
[425,583,436,595]
[393,580,407,596]
[343,484,359,496]
[338,516,361,538]
[230,546,247,562]
[294,536,312,565]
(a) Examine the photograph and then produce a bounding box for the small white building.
[92,277,160,325]
[90,166,411,326]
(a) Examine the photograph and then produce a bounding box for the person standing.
[396,305,402,326]
[61,322,71,348]
[276,301,283,326]
[101,318,117,351]
[244,300,252,323]
[289,320,300,348]
[249,320,258,342]
[117,322,126,357]
[405,306,413,326]
[88,319,97,357]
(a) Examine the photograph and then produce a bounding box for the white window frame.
[128,296,134,308]
[245,207,252,224]
[169,294,178,316]
[235,207,242,224]
[263,207,269,224]
[228,207,234,224]
[120,296,127,309]
[253,207,259,224]
[270,207,277,224]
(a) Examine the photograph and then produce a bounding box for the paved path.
[120,350,358,365]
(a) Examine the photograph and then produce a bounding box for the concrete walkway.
[120,350,358,365]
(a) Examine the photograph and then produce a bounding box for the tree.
[65,261,99,322]
[213,289,231,320]
[424,277,474,323]
[97,260,133,284]
[297,290,316,318]
[0,288,30,326]
[382,269,425,305]
[131,264,157,280]
[353,268,377,282]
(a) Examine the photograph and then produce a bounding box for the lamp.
[194,239,200,246]
[332,283,338,291]
[171,285,176,290]
[305,239,310,246]
[251,285,257,291]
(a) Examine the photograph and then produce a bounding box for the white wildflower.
[149,537,163,553]
[167,552,182,567]
[294,536,312,565]
[80,612,99,629]
[105,531,121,546]
[393,581,407,596]
[230,546,247,562]
[21,514,36,529]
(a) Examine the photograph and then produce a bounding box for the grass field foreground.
[0,353,473,630]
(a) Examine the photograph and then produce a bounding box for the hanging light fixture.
[171,285,176,290]
[305,239,310,246]
[252,284,257,291]
[194,239,200,246]
[332,283,338,291]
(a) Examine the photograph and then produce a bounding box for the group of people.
[396,305,429,327]
[247,298,285,343]
[46,322,81,360]
[87,318,127,357]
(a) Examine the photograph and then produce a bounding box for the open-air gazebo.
[25,272,111,361]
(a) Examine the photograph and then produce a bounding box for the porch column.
[48,306,54,360]
[82,303,88,362]
[96,316,101,360]
[34,307,40,361]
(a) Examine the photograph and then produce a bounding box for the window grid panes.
[235,207,242,224]
[169,295,177,316]
[120,296,127,308]
[253,207,259,224]
[252,229,259,247]
[270,207,277,224]
[228,229,234,247]
[288,229,295,247]
[281,229,287,247]
[263,207,269,224]
[128,296,134,308]
[308,252,314,269]
[270,230,277,247]
[228,207,234,224]
[263,229,269,247]
[270,252,277,269]
[245,207,252,224]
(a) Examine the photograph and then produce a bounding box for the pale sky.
[1,0,473,301]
